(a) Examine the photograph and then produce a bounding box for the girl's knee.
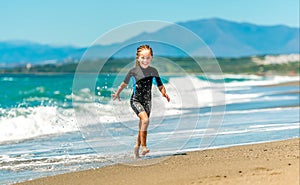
[141,117,149,125]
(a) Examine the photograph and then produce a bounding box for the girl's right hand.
[112,93,120,101]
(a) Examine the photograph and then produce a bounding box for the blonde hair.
[135,45,153,67]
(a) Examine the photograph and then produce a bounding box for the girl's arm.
[158,85,170,102]
[112,82,128,101]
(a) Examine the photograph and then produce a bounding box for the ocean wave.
[0,153,112,172]
[224,75,299,87]
[199,107,300,117]
[0,106,78,144]
[191,122,300,137]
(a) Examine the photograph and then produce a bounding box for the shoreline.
[261,80,300,87]
[15,138,300,185]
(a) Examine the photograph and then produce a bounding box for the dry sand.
[16,138,299,185]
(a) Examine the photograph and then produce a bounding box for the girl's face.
[137,49,152,68]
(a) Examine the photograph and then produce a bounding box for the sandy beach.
[262,80,300,87]
[15,138,299,185]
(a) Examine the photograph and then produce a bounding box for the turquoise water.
[0,74,299,184]
[1,74,74,108]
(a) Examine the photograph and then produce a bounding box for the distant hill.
[0,41,85,67]
[177,18,299,57]
[0,18,299,67]
[115,18,299,57]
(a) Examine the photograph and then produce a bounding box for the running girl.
[112,45,170,159]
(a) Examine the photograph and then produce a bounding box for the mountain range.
[0,18,299,67]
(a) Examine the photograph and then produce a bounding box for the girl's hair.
[135,45,153,67]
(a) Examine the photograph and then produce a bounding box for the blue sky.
[1,0,299,47]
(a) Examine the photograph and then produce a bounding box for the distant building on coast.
[252,54,300,65]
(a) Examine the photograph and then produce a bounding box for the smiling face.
[137,49,152,69]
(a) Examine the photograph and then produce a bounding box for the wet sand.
[16,138,299,185]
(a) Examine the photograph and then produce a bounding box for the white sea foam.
[0,153,112,172]
[0,106,78,144]
[208,74,265,80]
[224,75,299,87]
[0,77,14,81]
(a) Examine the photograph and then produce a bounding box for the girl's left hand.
[163,93,170,102]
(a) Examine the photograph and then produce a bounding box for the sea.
[0,73,299,184]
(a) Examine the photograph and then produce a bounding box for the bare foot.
[141,147,150,155]
[134,146,140,159]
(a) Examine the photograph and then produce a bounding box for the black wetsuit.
[123,66,163,117]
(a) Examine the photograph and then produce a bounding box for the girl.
[112,45,170,159]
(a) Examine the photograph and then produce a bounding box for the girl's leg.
[136,120,142,147]
[133,120,142,159]
[138,111,150,155]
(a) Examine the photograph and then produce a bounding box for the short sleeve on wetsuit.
[123,69,132,84]
[153,68,163,87]
[155,76,163,87]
